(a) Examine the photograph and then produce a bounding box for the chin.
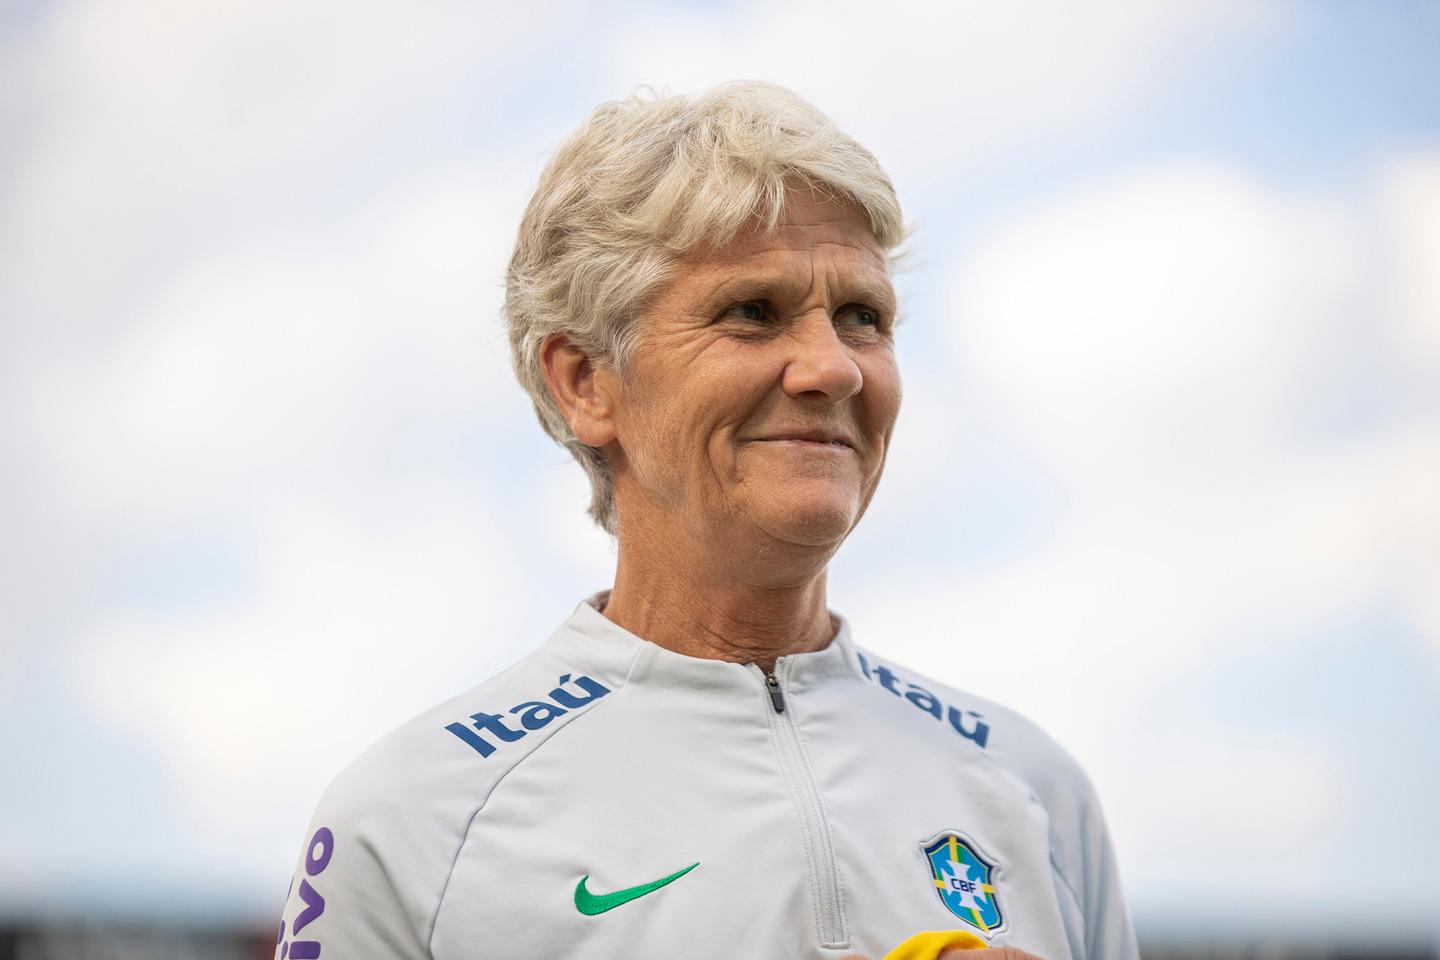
[755,492,859,547]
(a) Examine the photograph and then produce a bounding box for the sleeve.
[981,702,1140,960]
[1073,782,1139,960]
[272,776,435,960]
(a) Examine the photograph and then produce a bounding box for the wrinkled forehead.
[671,190,893,300]
[671,177,885,255]
[743,181,883,246]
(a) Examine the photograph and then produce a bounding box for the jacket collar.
[546,588,867,698]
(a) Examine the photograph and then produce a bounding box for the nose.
[780,311,864,403]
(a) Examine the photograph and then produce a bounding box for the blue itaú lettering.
[855,652,990,749]
[445,674,611,757]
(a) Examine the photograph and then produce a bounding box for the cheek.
[622,377,736,479]
[691,343,780,427]
[862,356,903,429]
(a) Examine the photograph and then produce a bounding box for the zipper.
[764,672,786,713]
[759,662,847,948]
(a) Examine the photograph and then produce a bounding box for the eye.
[837,304,883,328]
[723,300,769,323]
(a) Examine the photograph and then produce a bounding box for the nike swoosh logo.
[573,862,700,915]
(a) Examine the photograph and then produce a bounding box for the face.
[602,186,902,551]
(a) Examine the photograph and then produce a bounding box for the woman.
[273,81,1138,960]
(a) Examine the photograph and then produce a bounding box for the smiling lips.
[753,429,856,450]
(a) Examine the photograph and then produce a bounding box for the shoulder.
[851,643,1093,797]
[850,643,1108,888]
[277,641,633,956]
[850,642,1139,958]
[316,640,627,838]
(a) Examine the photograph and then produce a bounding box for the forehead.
[667,189,894,306]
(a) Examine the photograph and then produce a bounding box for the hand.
[841,949,1049,960]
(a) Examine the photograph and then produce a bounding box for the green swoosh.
[574,862,700,915]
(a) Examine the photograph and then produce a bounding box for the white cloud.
[536,460,619,586]
[1379,150,1440,376]
[1375,429,1440,675]
[21,158,533,528]
[951,163,1363,477]
[69,482,533,883]
[942,157,1440,663]
[605,0,1285,183]
[5,0,551,211]
[1114,734,1352,894]
[0,0,558,374]
[2,3,553,884]
[5,146,550,885]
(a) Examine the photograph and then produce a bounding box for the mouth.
[755,430,855,448]
[764,438,850,448]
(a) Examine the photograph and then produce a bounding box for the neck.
[600,519,838,675]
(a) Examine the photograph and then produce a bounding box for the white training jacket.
[274,591,1138,960]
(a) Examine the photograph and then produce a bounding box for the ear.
[538,332,619,448]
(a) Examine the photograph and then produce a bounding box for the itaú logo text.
[444,673,611,758]
[856,652,990,748]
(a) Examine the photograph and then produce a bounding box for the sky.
[2,0,1438,948]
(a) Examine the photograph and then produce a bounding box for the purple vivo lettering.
[306,827,334,876]
[292,878,326,934]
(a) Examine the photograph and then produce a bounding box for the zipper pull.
[765,672,786,714]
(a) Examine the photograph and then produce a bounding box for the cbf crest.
[921,831,1005,936]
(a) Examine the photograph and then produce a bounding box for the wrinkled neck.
[600,553,836,673]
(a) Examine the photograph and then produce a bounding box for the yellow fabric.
[883,929,990,959]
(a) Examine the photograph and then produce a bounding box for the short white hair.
[503,80,906,535]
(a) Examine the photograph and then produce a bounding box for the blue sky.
[2,0,1438,948]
